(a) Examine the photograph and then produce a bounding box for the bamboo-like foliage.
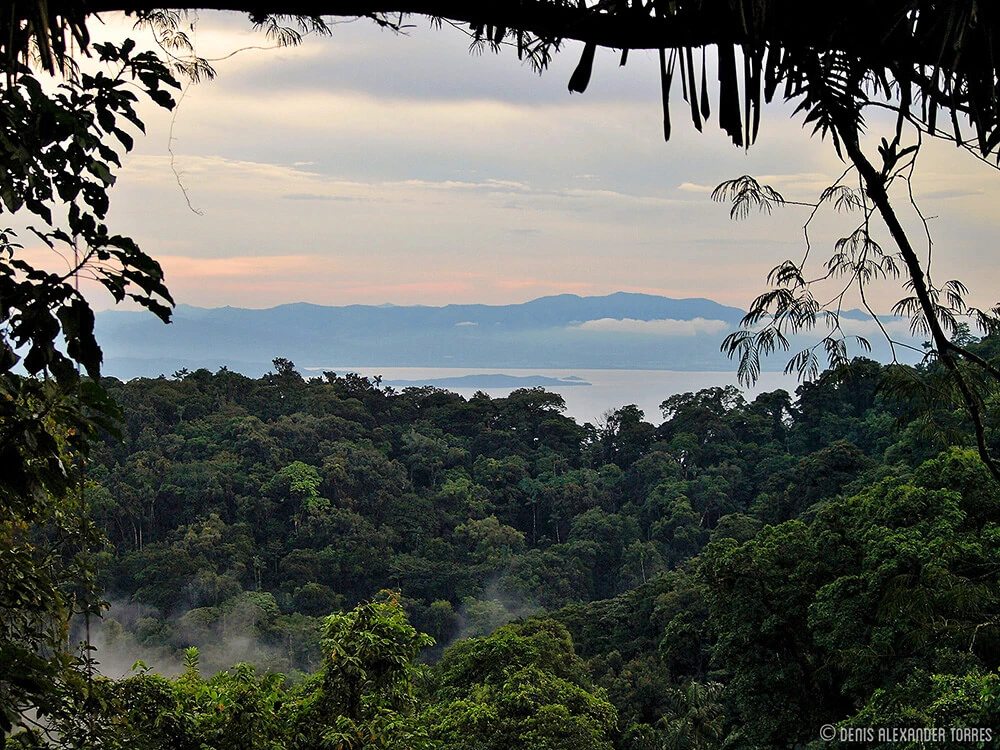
[461,0,1000,159]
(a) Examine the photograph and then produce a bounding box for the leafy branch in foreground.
[0,33,181,742]
[716,169,903,386]
[715,136,1000,480]
[1,40,178,385]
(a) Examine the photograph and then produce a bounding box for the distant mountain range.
[94,292,919,379]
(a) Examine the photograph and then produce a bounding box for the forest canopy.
[5,355,999,747]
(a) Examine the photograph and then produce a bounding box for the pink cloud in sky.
[158,254,337,279]
[494,278,598,294]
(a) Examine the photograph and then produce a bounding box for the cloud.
[454,321,478,327]
[754,172,837,194]
[495,278,598,293]
[282,192,363,201]
[677,182,714,193]
[124,154,680,213]
[919,187,986,201]
[678,172,837,197]
[574,317,731,336]
[392,177,534,194]
[158,254,336,279]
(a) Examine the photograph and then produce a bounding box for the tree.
[597,405,655,470]
[4,0,1000,739]
[701,449,999,747]
[427,618,618,750]
[1,25,177,471]
[0,27,180,740]
[262,460,328,528]
[23,595,435,749]
[656,681,726,750]
[40,650,291,750]
[288,589,436,749]
[454,515,526,567]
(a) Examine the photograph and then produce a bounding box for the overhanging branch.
[9,1,987,156]
[93,0,739,50]
[46,0,1000,72]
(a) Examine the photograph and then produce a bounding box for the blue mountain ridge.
[94,292,915,379]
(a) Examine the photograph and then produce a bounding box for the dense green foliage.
[6,342,989,747]
[85,358,889,664]
[0,42,178,739]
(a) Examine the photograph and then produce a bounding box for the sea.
[303,366,801,426]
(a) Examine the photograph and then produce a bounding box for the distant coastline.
[96,292,920,381]
[382,374,592,389]
[303,367,801,425]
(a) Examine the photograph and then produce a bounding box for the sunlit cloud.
[158,254,336,279]
[494,278,598,293]
[677,182,713,193]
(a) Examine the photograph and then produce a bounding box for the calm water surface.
[305,366,800,425]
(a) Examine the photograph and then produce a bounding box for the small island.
[383,374,592,389]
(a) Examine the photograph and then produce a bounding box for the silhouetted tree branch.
[8,2,1000,154]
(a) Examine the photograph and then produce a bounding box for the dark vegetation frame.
[1,1,999,736]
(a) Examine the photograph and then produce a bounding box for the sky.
[33,11,1000,314]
